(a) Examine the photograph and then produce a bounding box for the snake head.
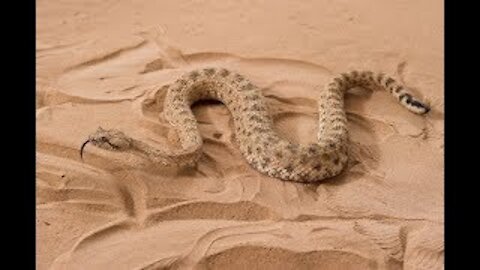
[80,127,133,160]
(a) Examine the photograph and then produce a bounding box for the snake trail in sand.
[81,67,430,183]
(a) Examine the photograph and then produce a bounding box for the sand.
[36,0,444,269]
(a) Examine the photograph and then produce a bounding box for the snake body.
[82,68,430,183]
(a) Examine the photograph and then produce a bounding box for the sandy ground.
[36,0,444,269]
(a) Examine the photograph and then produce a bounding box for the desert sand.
[36,0,444,269]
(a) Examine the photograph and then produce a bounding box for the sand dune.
[37,0,443,269]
